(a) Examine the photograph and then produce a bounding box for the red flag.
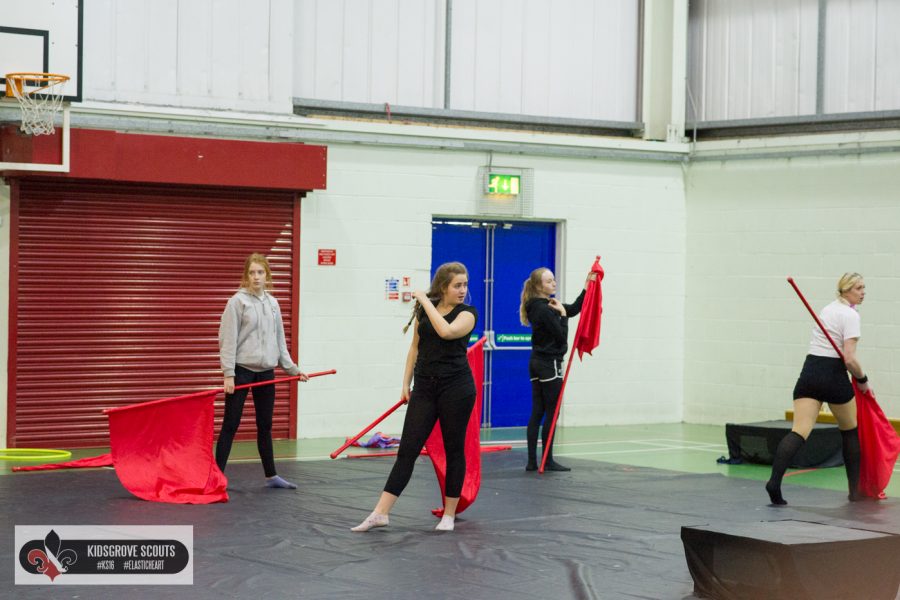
[426,337,485,516]
[106,390,229,504]
[855,381,900,499]
[13,391,229,504]
[13,373,331,501]
[574,257,605,360]
[539,257,605,472]
[13,453,113,472]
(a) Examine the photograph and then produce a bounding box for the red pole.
[539,343,578,473]
[329,397,408,459]
[538,256,603,473]
[786,277,844,360]
[232,369,336,391]
[103,369,336,414]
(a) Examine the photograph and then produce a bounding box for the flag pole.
[539,343,578,473]
[103,369,337,414]
[786,277,844,359]
[329,397,408,459]
[233,369,336,391]
[539,256,602,474]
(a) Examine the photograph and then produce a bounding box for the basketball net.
[5,73,70,136]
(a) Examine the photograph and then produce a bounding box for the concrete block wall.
[295,145,686,438]
[684,153,900,425]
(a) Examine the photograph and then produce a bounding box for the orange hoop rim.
[5,72,71,97]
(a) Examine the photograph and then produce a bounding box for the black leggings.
[527,373,563,461]
[215,366,277,478]
[384,374,475,498]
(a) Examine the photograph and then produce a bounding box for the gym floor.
[4,423,899,498]
[4,423,900,599]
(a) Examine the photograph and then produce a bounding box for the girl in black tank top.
[352,262,478,533]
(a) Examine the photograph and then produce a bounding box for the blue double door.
[431,219,556,428]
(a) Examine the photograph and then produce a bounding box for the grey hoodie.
[219,288,300,378]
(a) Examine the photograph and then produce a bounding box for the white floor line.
[495,438,722,449]
[558,446,726,457]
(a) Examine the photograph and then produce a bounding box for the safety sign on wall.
[317,249,336,266]
[384,277,399,300]
[385,276,412,301]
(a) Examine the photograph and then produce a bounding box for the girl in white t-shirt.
[766,273,870,505]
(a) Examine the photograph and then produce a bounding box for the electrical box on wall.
[477,166,533,217]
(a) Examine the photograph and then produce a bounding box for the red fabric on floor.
[106,390,229,504]
[13,390,228,504]
[426,337,485,517]
[13,453,113,472]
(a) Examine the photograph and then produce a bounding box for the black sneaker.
[525,461,538,472]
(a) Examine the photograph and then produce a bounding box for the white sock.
[351,512,389,532]
[435,515,455,531]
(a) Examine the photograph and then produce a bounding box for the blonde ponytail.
[520,268,549,326]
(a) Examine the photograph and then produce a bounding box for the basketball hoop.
[5,72,70,136]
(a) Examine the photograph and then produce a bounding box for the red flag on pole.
[574,257,605,360]
[107,390,229,504]
[540,257,605,472]
[426,337,486,516]
[14,390,228,503]
[14,372,334,503]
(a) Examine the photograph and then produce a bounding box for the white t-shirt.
[808,300,861,358]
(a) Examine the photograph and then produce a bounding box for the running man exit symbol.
[487,174,520,195]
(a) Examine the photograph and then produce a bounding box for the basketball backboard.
[1,0,83,102]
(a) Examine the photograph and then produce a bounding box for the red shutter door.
[10,179,299,448]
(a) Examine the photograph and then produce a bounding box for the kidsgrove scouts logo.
[15,525,193,585]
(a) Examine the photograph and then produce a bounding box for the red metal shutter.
[9,179,299,448]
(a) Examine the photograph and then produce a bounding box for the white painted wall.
[295,144,685,437]
[684,153,900,425]
[83,0,295,113]
[5,137,900,441]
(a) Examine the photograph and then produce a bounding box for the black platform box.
[724,420,842,467]
[682,520,900,599]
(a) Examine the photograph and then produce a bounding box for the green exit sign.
[487,173,520,195]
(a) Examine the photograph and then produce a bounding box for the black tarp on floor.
[3,451,899,599]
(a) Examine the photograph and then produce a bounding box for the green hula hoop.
[0,448,72,461]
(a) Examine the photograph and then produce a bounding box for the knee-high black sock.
[841,427,861,501]
[526,426,539,465]
[766,431,805,505]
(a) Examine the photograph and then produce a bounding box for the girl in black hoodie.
[520,267,593,471]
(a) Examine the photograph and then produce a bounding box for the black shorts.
[529,357,563,382]
[792,355,854,405]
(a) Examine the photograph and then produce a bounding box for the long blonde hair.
[241,253,274,292]
[519,267,550,326]
[836,272,863,304]
[403,262,469,333]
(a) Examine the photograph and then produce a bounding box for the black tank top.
[414,304,478,377]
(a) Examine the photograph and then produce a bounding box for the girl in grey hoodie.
[216,253,308,489]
